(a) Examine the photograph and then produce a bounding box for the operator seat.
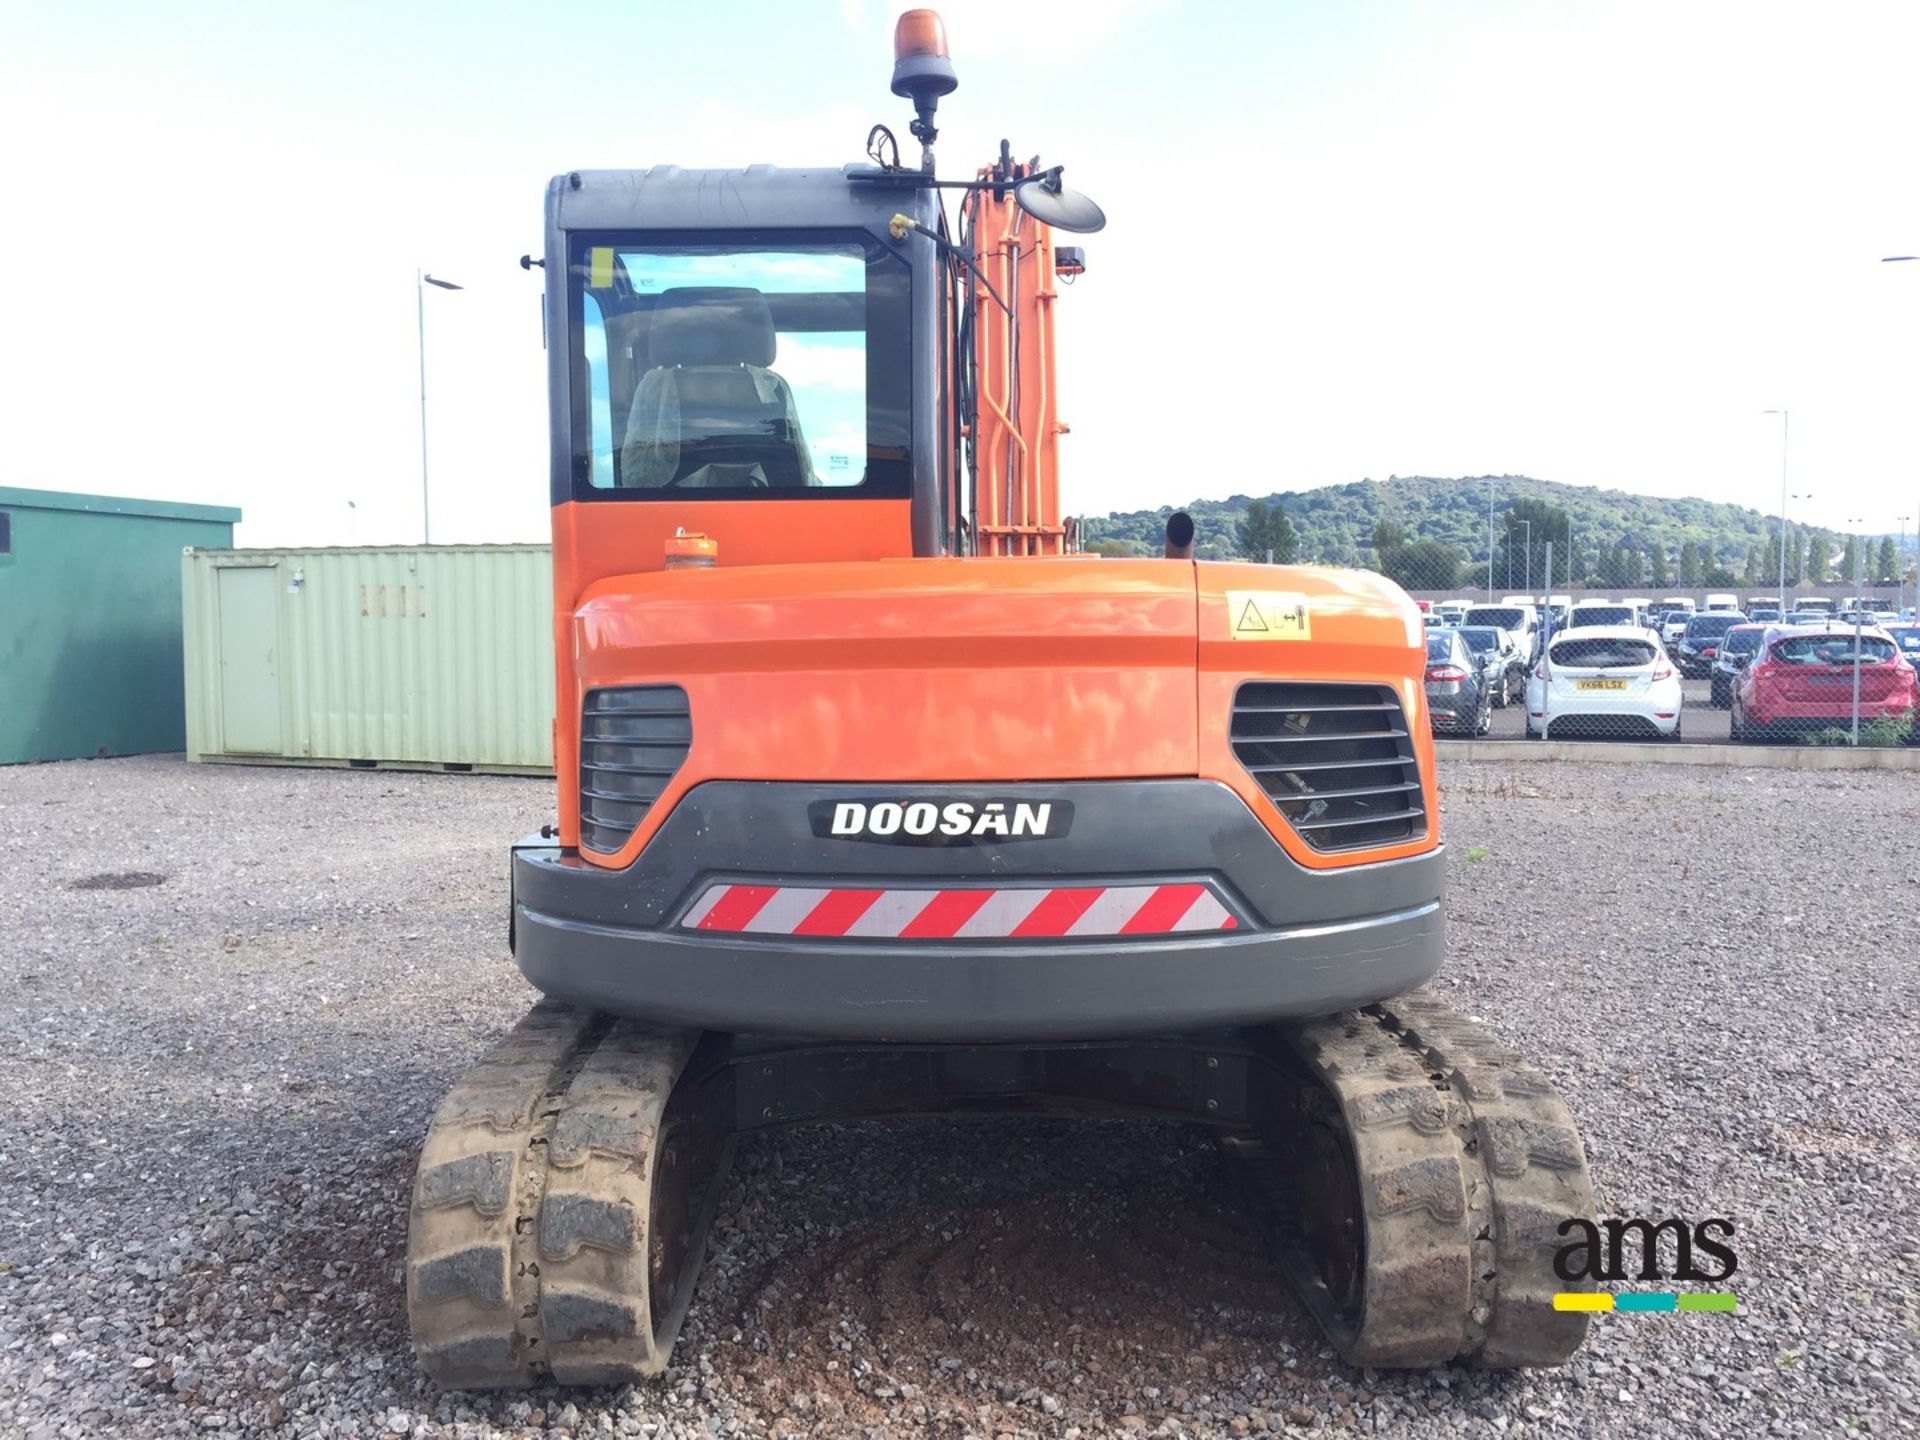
[618,287,816,489]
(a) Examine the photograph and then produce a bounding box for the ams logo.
[1554,1217,1739,1283]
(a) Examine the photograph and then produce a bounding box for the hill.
[1078,474,1868,591]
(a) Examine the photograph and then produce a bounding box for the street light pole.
[1847,515,1866,745]
[1900,515,1913,618]
[1883,258,1919,620]
[1789,492,1813,598]
[1764,409,1789,611]
[417,270,465,545]
[1487,477,1496,594]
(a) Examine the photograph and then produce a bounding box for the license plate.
[1577,679,1628,692]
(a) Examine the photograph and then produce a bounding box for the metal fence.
[1401,542,1920,748]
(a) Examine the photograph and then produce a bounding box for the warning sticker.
[1226,591,1312,641]
[588,246,615,290]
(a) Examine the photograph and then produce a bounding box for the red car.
[1731,625,1919,741]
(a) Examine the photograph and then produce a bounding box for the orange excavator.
[406,11,1594,1387]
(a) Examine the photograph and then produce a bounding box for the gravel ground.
[1,754,1917,1439]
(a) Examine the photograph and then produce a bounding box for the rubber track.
[406,1001,703,1388]
[1271,994,1594,1368]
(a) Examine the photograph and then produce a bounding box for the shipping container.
[1,486,240,765]
[182,545,554,774]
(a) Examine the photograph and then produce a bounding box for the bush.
[1798,711,1914,747]
[1862,711,1915,746]
[1801,727,1854,747]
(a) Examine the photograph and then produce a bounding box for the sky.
[5,0,1920,547]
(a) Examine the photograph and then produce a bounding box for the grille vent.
[580,686,691,854]
[1230,682,1426,852]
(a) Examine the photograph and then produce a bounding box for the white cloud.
[775,337,867,392]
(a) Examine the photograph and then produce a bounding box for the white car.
[1566,601,1642,632]
[1526,625,1684,740]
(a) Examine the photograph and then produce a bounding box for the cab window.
[571,235,909,499]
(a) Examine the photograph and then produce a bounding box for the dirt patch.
[68,870,168,891]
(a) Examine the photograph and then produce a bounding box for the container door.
[216,566,282,754]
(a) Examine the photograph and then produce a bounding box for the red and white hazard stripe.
[680,882,1238,938]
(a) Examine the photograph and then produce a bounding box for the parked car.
[1731,626,1919,741]
[1567,602,1642,631]
[1708,623,1769,707]
[1456,624,1526,707]
[1885,622,1920,665]
[1676,611,1749,678]
[1432,600,1471,626]
[1660,610,1694,649]
[1463,604,1538,660]
[1784,609,1826,627]
[1425,629,1494,736]
[1748,602,1783,624]
[1703,592,1740,612]
[1526,626,1683,740]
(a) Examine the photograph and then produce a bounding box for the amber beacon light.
[891,9,958,166]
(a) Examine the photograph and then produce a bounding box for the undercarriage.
[407,995,1593,1386]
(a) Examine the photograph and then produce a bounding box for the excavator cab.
[405,8,1595,1393]
[546,169,934,569]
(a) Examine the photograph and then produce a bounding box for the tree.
[1839,535,1859,582]
[1702,564,1738,587]
[1650,544,1671,588]
[1493,499,1572,592]
[1236,500,1298,564]
[1087,538,1136,558]
[1677,541,1700,587]
[1371,518,1409,557]
[1377,538,1463,592]
[1597,542,1640,588]
[1762,532,1782,584]
[1745,543,1764,583]
[1791,532,1808,585]
[1877,535,1899,582]
[1807,535,1831,584]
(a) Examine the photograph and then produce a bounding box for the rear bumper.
[510,779,1445,1042]
[1742,697,1914,726]
[1526,683,1682,735]
[1426,684,1480,730]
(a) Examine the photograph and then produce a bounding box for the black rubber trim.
[512,779,1442,933]
[512,893,1444,1042]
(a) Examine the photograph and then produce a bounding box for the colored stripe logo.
[681,883,1239,938]
[1553,1292,1738,1313]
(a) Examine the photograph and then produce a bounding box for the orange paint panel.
[1192,562,1440,870]
[568,557,1200,867]
[549,498,915,845]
